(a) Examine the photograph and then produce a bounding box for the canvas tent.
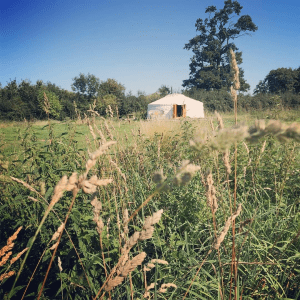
[147,93,204,119]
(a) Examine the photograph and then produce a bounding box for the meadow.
[1,106,300,299]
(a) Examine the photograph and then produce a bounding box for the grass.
[1,63,300,298]
[0,112,299,299]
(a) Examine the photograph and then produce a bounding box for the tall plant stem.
[37,189,80,300]
[9,203,56,298]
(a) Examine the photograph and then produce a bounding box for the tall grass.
[1,61,300,299]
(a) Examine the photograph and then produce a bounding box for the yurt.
[147,93,204,119]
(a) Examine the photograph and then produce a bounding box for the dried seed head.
[229,48,240,90]
[50,176,68,207]
[223,149,231,175]
[0,271,15,282]
[0,251,12,267]
[215,111,224,130]
[150,259,168,265]
[7,227,22,247]
[206,171,218,214]
[213,204,242,250]
[81,180,97,194]
[51,223,65,241]
[143,209,163,229]
[119,252,147,277]
[50,242,59,251]
[10,248,28,265]
[159,283,177,293]
[123,209,129,234]
[58,256,63,272]
[105,276,124,291]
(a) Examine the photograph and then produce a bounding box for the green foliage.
[71,73,100,98]
[183,0,257,91]
[184,88,233,111]
[254,67,300,94]
[158,85,171,97]
[1,115,300,299]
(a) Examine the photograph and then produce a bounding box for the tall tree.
[71,73,100,98]
[183,0,257,92]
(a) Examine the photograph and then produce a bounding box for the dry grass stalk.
[159,283,177,293]
[210,118,215,131]
[143,259,168,272]
[94,124,107,143]
[123,209,129,235]
[206,171,218,214]
[215,111,224,130]
[73,101,81,122]
[89,124,97,142]
[143,282,157,298]
[10,177,40,196]
[0,227,24,282]
[102,119,114,140]
[28,196,39,202]
[43,92,50,116]
[91,197,104,235]
[10,248,28,265]
[106,218,111,239]
[0,226,22,258]
[229,48,240,126]
[229,48,240,90]
[0,271,15,282]
[49,175,69,208]
[103,210,163,293]
[223,149,232,175]
[50,242,59,251]
[213,204,242,250]
[58,257,63,272]
[118,252,147,277]
[150,259,168,265]
[107,105,113,118]
[51,223,65,242]
[0,252,12,267]
[109,159,127,183]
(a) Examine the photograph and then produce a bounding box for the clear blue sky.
[1,0,299,95]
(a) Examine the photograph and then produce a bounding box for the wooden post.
[173,104,177,118]
[183,104,186,117]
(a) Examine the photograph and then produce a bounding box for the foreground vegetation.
[1,47,300,299]
[1,107,300,299]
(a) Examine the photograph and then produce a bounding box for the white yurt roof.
[148,93,202,105]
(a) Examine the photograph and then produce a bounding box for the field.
[1,110,300,299]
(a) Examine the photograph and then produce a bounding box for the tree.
[183,0,257,92]
[253,80,268,95]
[158,85,171,97]
[254,67,299,94]
[98,79,126,114]
[71,73,100,98]
[98,78,125,99]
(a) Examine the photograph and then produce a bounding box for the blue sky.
[1,0,299,95]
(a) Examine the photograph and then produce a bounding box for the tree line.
[0,66,299,121]
[0,76,163,121]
